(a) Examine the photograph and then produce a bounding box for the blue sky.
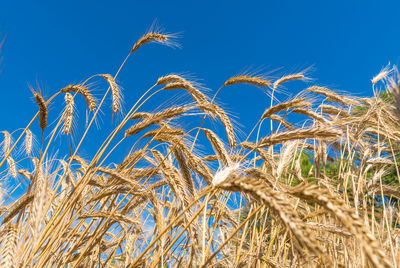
[0,0,400,161]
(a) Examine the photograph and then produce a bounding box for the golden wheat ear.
[99,74,122,114]
[273,72,309,89]
[1,131,11,156]
[29,86,48,132]
[60,84,96,112]
[0,223,18,268]
[130,23,180,54]
[223,75,271,87]
[62,93,74,135]
[24,129,33,155]
[156,74,187,86]
[261,97,312,120]
[372,64,392,85]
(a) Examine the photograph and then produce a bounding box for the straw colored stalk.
[99,74,122,113]
[261,98,312,120]
[223,75,271,87]
[258,127,341,147]
[61,84,96,112]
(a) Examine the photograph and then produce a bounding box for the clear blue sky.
[0,0,400,157]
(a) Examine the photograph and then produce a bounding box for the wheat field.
[0,27,400,268]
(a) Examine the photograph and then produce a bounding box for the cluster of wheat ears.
[0,27,400,268]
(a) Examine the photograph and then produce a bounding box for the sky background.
[0,0,400,163]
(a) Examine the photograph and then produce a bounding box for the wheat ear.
[261,98,311,120]
[130,29,179,54]
[217,175,329,262]
[25,129,33,155]
[223,75,271,87]
[258,127,341,147]
[63,93,74,135]
[273,73,306,89]
[32,90,48,131]
[99,74,122,113]
[289,183,393,268]
[0,223,18,268]
[61,84,96,112]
